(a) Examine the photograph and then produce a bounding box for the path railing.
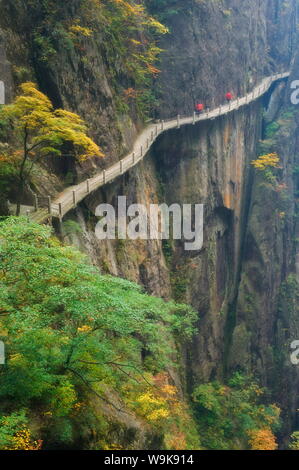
[28,71,289,223]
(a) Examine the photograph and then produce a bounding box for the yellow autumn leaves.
[9,428,42,451]
[251,153,280,171]
[136,385,177,422]
[69,24,94,38]
[77,325,93,333]
[2,82,103,162]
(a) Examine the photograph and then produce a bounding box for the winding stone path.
[29,72,289,223]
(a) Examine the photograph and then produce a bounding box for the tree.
[0,82,103,215]
[248,429,278,450]
[0,217,197,449]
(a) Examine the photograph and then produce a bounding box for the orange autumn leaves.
[248,429,278,450]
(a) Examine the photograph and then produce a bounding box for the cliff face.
[228,59,299,440]
[67,75,299,442]
[1,0,299,446]
[64,1,299,440]
[0,0,146,185]
[151,0,297,117]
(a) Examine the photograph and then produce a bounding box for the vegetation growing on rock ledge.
[21,0,168,118]
[192,373,280,450]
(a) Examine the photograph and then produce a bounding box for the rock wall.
[227,58,299,440]
[64,99,263,384]
[65,67,299,442]
[152,0,297,117]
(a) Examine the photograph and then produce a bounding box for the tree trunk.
[16,128,28,216]
[16,177,25,216]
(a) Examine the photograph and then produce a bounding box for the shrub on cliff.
[192,373,280,450]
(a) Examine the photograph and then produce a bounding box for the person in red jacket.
[225,92,233,102]
[195,103,204,114]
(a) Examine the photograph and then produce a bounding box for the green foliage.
[278,274,299,320]
[289,431,299,450]
[171,270,188,302]
[260,109,296,154]
[0,411,28,449]
[0,217,197,449]
[192,373,280,450]
[162,239,173,265]
[145,0,183,22]
[265,121,280,140]
[33,33,57,63]
[62,220,83,238]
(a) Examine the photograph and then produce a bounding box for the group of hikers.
[195,92,233,114]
